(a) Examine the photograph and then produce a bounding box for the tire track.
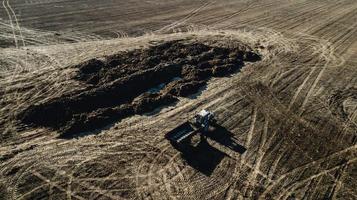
[6,0,25,47]
[245,0,316,30]
[309,6,357,37]
[259,144,357,199]
[156,1,214,33]
[246,118,268,198]
[2,0,18,48]
[275,1,346,32]
[287,38,325,110]
[299,45,335,114]
[209,0,261,28]
[327,162,348,200]
[276,158,356,200]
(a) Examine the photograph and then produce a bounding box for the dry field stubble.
[1,0,357,199]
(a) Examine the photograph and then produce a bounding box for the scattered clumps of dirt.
[0,183,9,200]
[19,40,261,138]
[328,87,357,120]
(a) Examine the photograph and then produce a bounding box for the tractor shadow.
[206,123,247,154]
[170,124,246,176]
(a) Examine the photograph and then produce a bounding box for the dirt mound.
[19,40,261,138]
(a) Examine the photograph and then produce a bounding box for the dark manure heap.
[19,40,261,138]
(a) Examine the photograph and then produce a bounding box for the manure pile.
[19,40,260,138]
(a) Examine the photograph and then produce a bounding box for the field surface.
[0,0,357,199]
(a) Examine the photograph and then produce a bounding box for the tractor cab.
[194,109,215,132]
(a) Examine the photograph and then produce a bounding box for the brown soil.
[1,0,357,199]
[329,87,357,120]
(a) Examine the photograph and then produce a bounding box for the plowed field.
[0,0,356,199]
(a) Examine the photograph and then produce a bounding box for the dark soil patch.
[0,183,9,200]
[329,87,357,120]
[19,40,261,138]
